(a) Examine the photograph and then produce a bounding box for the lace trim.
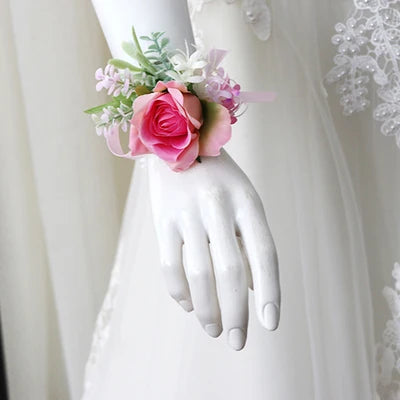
[188,0,272,41]
[376,262,400,400]
[326,0,400,148]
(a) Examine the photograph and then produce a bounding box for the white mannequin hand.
[148,149,280,350]
[91,0,280,351]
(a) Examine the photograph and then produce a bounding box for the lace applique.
[376,262,400,400]
[326,0,400,148]
[188,0,214,17]
[188,0,272,41]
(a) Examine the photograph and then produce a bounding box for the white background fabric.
[1,0,399,399]
[0,1,131,399]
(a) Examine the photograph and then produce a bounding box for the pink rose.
[129,81,232,172]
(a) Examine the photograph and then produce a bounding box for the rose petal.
[199,102,232,157]
[152,93,178,109]
[168,90,203,132]
[153,81,189,93]
[129,123,150,156]
[167,87,185,107]
[140,99,190,146]
[132,93,159,115]
[182,94,203,129]
[151,143,183,162]
[167,136,200,172]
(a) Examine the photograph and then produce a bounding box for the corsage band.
[85,27,275,172]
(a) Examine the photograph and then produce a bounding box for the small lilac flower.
[201,67,242,123]
[95,63,136,97]
[123,76,130,95]
[193,49,243,124]
[95,68,104,80]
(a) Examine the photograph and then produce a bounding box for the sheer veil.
[82,1,400,399]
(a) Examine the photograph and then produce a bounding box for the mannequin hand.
[148,149,280,350]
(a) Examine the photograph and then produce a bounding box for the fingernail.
[228,328,246,351]
[205,323,222,338]
[263,303,279,331]
[179,300,193,312]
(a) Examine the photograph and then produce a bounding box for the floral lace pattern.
[188,0,272,41]
[376,262,400,400]
[326,0,400,148]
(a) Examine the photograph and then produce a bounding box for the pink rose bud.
[129,81,232,172]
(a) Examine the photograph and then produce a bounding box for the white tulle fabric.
[188,0,272,41]
[82,1,400,399]
[377,263,400,400]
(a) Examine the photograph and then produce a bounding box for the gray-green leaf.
[161,37,169,48]
[108,58,142,72]
[84,101,117,114]
[122,41,137,59]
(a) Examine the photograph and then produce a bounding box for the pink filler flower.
[128,81,232,171]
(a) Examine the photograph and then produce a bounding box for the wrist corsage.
[85,27,275,172]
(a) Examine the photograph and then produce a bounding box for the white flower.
[168,43,208,83]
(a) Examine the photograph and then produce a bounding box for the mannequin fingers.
[182,225,222,338]
[206,205,249,351]
[156,222,193,312]
[237,235,254,290]
[236,193,280,331]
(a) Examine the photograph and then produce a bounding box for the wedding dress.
[82,1,400,399]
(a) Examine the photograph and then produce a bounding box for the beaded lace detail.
[326,0,400,147]
[376,262,400,400]
[188,0,272,41]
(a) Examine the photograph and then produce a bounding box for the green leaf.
[161,37,169,48]
[131,26,144,55]
[122,41,137,59]
[153,31,163,39]
[108,58,142,72]
[114,94,135,106]
[84,101,117,114]
[136,53,157,74]
[139,35,152,41]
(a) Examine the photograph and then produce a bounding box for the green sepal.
[198,101,227,142]
[134,85,151,96]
